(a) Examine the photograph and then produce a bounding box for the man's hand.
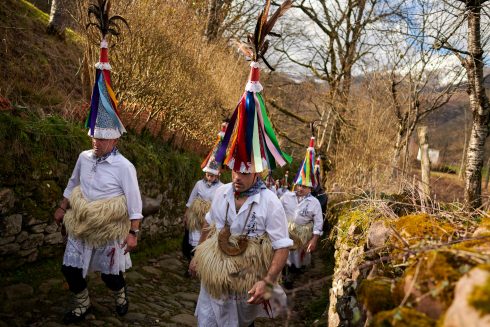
[247,280,268,304]
[189,257,198,277]
[307,235,319,253]
[54,208,65,226]
[122,233,137,254]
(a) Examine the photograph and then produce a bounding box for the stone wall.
[327,203,490,327]
[0,183,186,270]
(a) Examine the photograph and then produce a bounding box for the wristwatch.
[129,229,140,237]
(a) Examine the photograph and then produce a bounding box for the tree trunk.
[392,124,405,177]
[459,106,468,179]
[463,2,490,209]
[47,0,69,38]
[417,126,431,201]
[205,0,231,42]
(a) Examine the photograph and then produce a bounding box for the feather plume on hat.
[85,0,129,139]
[201,121,228,175]
[215,0,292,173]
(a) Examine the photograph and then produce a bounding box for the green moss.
[336,209,374,247]
[20,0,50,22]
[371,307,436,327]
[0,257,62,289]
[452,238,490,253]
[480,217,490,228]
[391,214,455,248]
[468,272,490,316]
[402,251,461,307]
[358,278,396,314]
[0,0,83,106]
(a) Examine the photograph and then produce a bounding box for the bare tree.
[374,3,464,176]
[270,0,403,185]
[47,0,73,37]
[428,0,490,208]
[189,0,261,43]
[205,0,233,41]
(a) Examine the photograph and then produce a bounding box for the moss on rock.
[468,269,490,316]
[403,251,461,308]
[336,208,381,247]
[358,277,396,314]
[371,307,436,327]
[391,214,455,247]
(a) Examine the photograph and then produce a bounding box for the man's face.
[295,184,312,197]
[92,138,117,157]
[205,172,218,183]
[232,171,257,193]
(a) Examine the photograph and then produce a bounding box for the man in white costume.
[281,183,323,267]
[190,171,292,326]
[53,6,142,322]
[264,171,277,195]
[281,137,323,288]
[184,172,222,258]
[183,123,226,262]
[275,171,290,199]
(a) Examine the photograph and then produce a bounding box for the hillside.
[0,0,228,269]
[0,0,83,110]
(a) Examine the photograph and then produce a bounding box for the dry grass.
[326,80,397,193]
[72,0,248,152]
[2,0,248,153]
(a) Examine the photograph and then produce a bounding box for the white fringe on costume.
[188,198,211,232]
[64,186,130,248]
[194,226,273,299]
[63,235,131,277]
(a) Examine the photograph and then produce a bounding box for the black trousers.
[182,228,196,261]
[61,265,125,294]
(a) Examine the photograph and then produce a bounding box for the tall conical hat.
[214,0,293,173]
[293,136,318,188]
[201,122,228,175]
[85,0,129,139]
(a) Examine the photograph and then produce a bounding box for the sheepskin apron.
[195,203,274,299]
[188,198,211,232]
[62,186,131,277]
[287,221,313,250]
[195,203,287,326]
[287,221,314,268]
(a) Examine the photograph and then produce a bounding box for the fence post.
[417,126,430,209]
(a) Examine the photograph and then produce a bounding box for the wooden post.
[417,126,431,203]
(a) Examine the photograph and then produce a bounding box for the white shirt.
[196,183,291,325]
[63,150,143,220]
[205,183,293,249]
[276,187,288,199]
[281,191,323,236]
[186,179,223,207]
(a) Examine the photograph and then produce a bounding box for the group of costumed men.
[52,0,324,326]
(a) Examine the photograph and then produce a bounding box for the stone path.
[0,251,327,327]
